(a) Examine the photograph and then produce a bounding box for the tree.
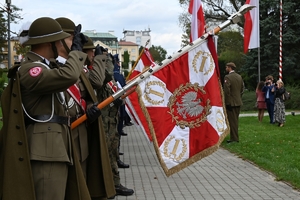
[122,50,130,70]
[217,31,245,83]
[178,0,244,46]
[179,0,300,89]
[149,45,167,63]
[243,0,300,88]
[0,4,22,63]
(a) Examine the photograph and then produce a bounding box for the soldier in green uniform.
[55,17,116,200]
[96,52,134,198]
[224,62,244,143]
[0,17,91,200]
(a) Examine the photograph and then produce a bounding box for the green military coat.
[0,51,91,200]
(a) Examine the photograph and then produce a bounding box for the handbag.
[282,91,290,101]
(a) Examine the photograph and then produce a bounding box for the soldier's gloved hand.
[94,44,107,56]
[113,98,123,107]
[71,24,88,51]
[86,103,101,122]
[94,44,103,56]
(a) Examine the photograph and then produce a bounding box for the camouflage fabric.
[97,82,120,185]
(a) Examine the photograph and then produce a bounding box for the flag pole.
[71,4,255,130]
[279,0,283,81]
[258,47,261,81]
[126,39,150,81]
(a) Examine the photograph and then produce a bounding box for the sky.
[5,0,186,56]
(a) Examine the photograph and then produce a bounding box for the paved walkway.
[116,116,300,200]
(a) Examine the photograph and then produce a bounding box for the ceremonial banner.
[189,0,206,42]
[125,48,156,141]
[129,36,229,176]
[244,0,260,53]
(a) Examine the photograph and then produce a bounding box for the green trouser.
[102,116,120,185]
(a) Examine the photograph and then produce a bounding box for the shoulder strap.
[8,62,22,78]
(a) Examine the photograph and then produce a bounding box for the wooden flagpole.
[126,39,150,81]
[71,4,256,130]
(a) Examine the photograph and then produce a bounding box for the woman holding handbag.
[273,80,286,127]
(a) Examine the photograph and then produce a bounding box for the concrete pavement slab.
[115,124,300,200]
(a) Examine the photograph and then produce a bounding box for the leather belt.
[25,115,76,126]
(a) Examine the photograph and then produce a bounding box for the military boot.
[115,184,134,196]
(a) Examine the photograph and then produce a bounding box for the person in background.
[113,54,128,136]
[273,80,286,127]
[256,81,267,122]
[224,62,244,144]
[262,75,275,124]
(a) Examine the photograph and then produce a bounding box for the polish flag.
[189,0,206,42]
[127,36,229,176]
[244,0,260,53]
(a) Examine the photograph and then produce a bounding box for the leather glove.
[113,98,123,107]
[71,24,88,51]
[94,44,107,56]
[86,103,101,122]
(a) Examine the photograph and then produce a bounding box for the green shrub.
[241,85,300,111]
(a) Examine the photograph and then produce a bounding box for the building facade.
[122,28,151,48]
[118,40,139,71]
[0,36,20,69]
[83,30,119,55]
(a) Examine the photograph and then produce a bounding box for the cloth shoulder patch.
[29,66,42,77]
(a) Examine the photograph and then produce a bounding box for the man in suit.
[262,75,275,124]
[224,62,244,143]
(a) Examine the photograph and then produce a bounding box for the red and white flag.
[127,36,229,176]
[244,0,260,53]
[189,0,206,42]
[125,48,156,142]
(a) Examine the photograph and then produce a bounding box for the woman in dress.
[273,80,286,127]
[256,81,267,122]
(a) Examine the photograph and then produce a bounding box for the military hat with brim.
[83,36,95,50]
[226,62,236,70]
[55,17,76,33]
[23,17,70,46]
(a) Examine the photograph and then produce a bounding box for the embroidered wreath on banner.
[144,80,166,105]
[163,135,187,162]
[192,50,214,75]
[168,82,211,129]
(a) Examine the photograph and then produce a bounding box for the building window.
[136,37,141,46]
[14,55,18,61]
[131,48,135,53]
[132,56,136,61]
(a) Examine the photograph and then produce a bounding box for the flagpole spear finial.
[213,4,255,33]
[126,39,151,80]
[145,39,150,47]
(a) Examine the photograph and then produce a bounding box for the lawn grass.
[221,114,300,190]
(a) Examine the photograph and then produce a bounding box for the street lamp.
[6,0,11,69]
